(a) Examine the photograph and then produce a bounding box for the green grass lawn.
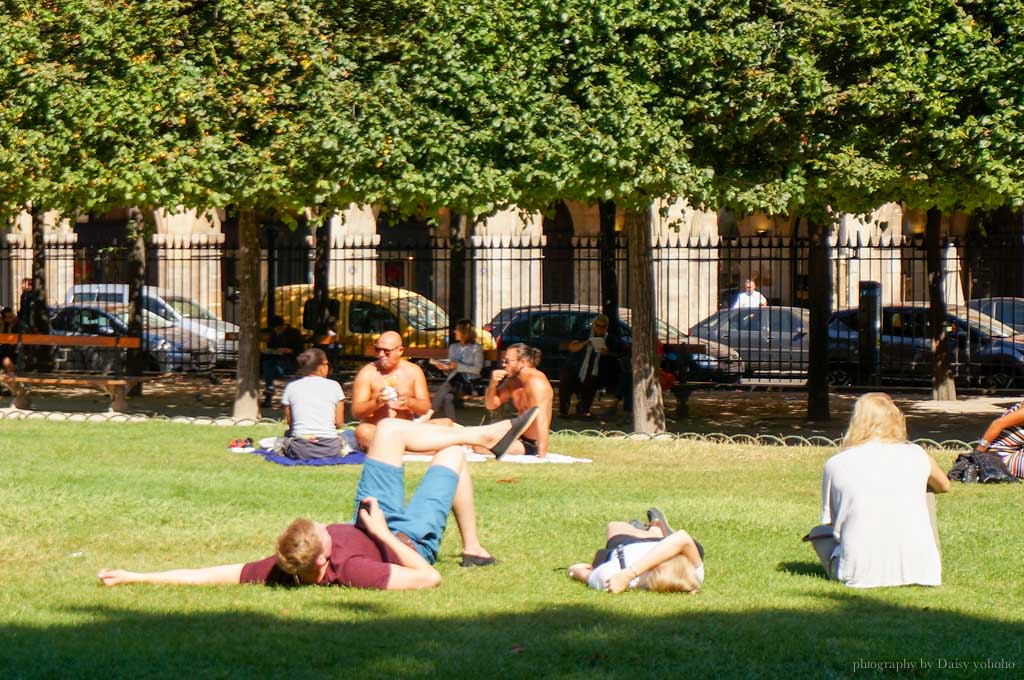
[1,420,1021,678]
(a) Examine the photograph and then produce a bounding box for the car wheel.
[827,365,854,386]
[976,368,1021,390]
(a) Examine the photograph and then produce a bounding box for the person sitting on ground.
[731,278,768,309]
[804,392,950,588]
[261,315,306,407]
[280,348,345,460]
[559,314,620,419]
[351,331,440,451]
[430,319,484,421]
[972,397,1024,478]
[568,508,704,594]
[484,343,553,457]
[96,410,540,590]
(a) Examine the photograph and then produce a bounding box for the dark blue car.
[486,305,744,383]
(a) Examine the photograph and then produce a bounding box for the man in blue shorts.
[97,408,538,591]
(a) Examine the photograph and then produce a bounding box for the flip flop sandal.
[646,507,675,536]
[489,406,540,459]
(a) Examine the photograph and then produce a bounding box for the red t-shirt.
[240,524,399,589]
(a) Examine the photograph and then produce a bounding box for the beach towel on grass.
[243,448,367,466]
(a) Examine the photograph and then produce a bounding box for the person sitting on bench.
[96,409,539,590]
[430,319,484,421]
[261,315,305,408]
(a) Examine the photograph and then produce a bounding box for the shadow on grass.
[2,596,1021,677]
[776,561,829,579]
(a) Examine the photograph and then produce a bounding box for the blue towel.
[248,448,367,467]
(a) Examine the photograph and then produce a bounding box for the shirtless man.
[484,343,554,458]
[351,331,435,451]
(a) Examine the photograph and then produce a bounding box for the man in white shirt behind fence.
[732,278,768,309]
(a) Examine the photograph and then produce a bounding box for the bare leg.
[355,422,376,451]
[606,521,664,541]
[430,445,491,559]
[368,417,523,465]
[451,462,491,558]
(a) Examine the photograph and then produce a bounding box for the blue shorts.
[353,458,459,563]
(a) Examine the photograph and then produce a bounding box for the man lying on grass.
[98,409,539,591]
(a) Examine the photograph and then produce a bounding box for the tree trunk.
[30,206,52,371]
[806,219,831,421]
[312,215,331,332]
[624,208,665,433]
[598,200,619,324]
[927,208,956,400]
[125,209,147,391]
[448,213,468,334]
[233,208,262,419]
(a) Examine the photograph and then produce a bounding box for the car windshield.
[113,309,176,329]
[390,296,448,331]
[962,309,1016,338]
[166,295,219,321]
[620,311,687,341]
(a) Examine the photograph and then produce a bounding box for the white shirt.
[732,290,767,308]
[821,442,941,588]
[587,541,705,591]
[281,376,345,439]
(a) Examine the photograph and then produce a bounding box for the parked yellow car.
[268,284,495,355]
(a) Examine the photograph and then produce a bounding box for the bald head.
[373,331,405,370]
[378,331,402,347]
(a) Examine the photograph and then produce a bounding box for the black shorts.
[520,436,539,456]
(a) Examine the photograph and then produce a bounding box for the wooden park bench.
[0,333,144,412]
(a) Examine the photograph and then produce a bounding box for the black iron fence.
[2,230,1022,388]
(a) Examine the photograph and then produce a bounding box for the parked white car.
[65,284,238,363]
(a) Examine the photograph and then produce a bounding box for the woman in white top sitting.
[430,319,484,420]
[568,508,704,594]
[806,392,950,588]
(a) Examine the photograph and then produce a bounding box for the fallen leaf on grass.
[496,478,518,484]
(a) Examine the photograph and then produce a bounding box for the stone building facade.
[0,200,995,333]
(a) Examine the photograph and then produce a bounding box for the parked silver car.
[689,306,810,377]
[968,297,1024,334]
[66,284,238,363]
[50,305,216,373]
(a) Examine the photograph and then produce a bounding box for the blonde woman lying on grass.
[568,508,704,594]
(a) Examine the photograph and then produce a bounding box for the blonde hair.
[841,392,907,450]
[638,555,701,594]
[275,518,323,576]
